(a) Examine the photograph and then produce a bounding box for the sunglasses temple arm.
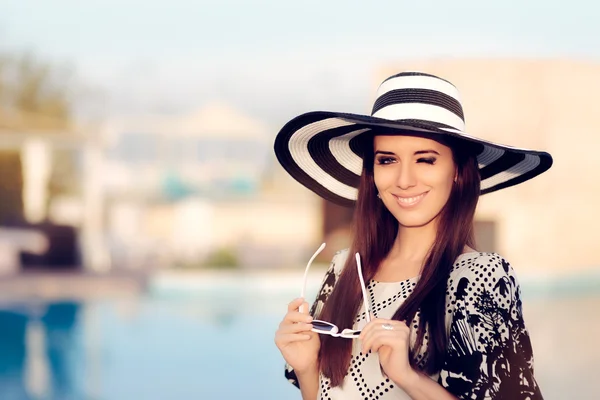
[300,243,326,314]
[355,253,371,323]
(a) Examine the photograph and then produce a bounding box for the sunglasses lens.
[312,320,337,332]
[341,329,361,338]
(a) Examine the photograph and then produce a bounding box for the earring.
[377,193,381,199]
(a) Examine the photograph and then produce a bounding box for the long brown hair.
[317,134,481,386]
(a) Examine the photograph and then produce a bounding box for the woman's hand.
[359,318,418,389]
[274,297,321,375]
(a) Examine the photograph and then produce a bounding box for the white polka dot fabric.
[284,250,542,399]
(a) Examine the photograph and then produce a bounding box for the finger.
[278,322,314,335]
[361,326,383,353]
[396,320,410,330]
[363,331,398,354]
[361,321,408,353]
[282,310,313,324]
[386,321,411,336]
[366,319,408,334]
[358,318,390,340]
[358,318,376,340]
[361,328,380,353]
[370,335,391,353]
[275,332,312,346]
[359,324,374,345]
[287,298,305,312]
[299,301,306,314]
[299,301,311,315]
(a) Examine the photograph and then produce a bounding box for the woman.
[273,72,552,399]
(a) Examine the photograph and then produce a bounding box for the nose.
[396,162,417,190]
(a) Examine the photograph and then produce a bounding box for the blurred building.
[347,59,599,274]
[101,103,322,269]
[104,102,269,198]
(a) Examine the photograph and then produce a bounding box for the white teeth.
[397,193,425,204]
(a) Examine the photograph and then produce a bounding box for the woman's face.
[373,135,456,228]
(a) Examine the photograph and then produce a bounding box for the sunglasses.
[300,243,371,339]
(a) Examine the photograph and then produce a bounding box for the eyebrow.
[374,149,440,156]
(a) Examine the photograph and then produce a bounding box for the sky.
[1,0,599,129]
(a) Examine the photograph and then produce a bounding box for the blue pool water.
[0,272,599,400]
[0,296,301,400]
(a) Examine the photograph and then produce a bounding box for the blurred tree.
[0,53,24,225]
[0,51,74,225]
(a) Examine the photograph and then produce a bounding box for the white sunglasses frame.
[300,243,372,339]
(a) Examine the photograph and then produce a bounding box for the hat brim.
[274,111,553,207]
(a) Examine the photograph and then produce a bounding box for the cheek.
[423,167,455,195]
[438,173,455,190]
[373,168,394,190]
[423,169,452,184]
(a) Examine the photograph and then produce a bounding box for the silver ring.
[381,323,394,331]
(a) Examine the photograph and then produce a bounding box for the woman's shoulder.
[447,252,522,307]
[331,249,520,284]
[329,248,350,277]
[450,252,516,287]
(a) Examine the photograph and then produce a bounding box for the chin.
[391,212,438,228]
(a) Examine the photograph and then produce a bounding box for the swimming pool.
[0,270,599,399]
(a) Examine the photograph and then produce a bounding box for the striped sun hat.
[273,71,553,207]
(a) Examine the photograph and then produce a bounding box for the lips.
[392,192,428,208]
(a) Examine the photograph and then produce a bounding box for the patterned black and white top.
[284,249,542,399]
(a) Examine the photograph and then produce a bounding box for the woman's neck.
[389,222,437,263]
[373,222,437,282]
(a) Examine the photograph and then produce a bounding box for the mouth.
[392,192,428,208]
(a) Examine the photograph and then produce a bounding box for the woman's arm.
[398,370,457,400]
[297,366,320,400]
[283,249,346,390]
[438,255,543,399]
[359,319,458,400]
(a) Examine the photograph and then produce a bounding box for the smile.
[393,192,428,208]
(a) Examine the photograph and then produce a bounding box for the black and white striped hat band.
[274,72,553,207]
